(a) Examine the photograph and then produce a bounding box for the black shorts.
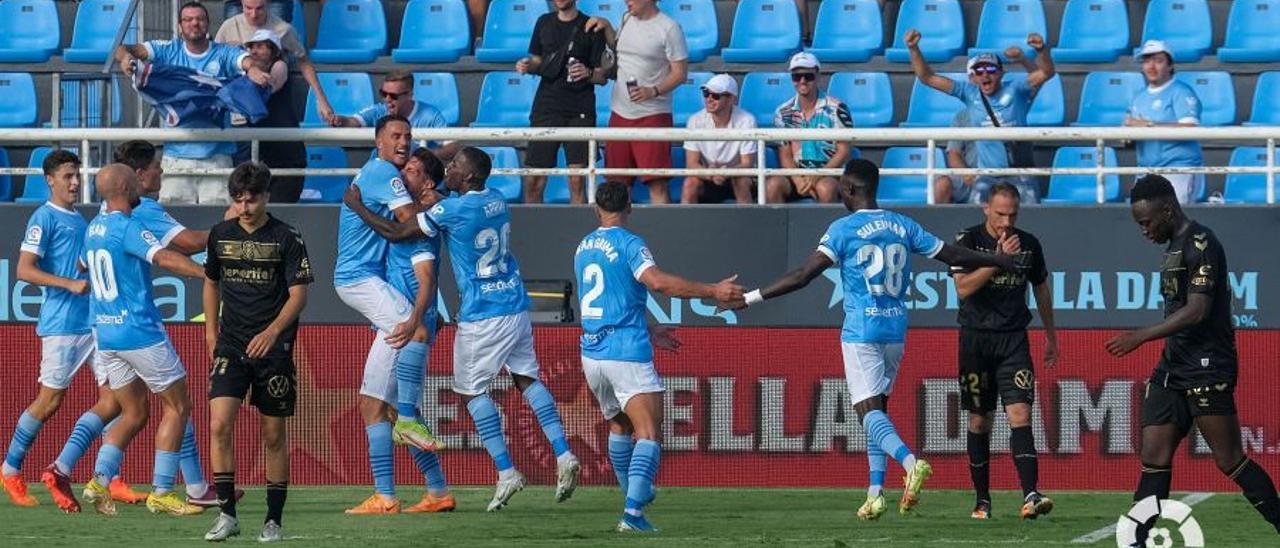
[958,329,1035,413]
[1140,380,1236,433]
[526,109,594,168]
[208,344,297,417]
[687,178,743,203]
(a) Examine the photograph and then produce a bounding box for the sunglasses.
[701,90,726,100]
[790,72,817,83]
[970,65,1001,75]
[380,89,410,100]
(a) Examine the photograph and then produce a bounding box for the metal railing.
[0,126,1276,204]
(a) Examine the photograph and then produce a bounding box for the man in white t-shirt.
[215,0,334,125]
[587,0,689,204]
[682,74,757,204]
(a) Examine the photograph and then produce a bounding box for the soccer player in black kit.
[201,162,313,542]
[1107,175,1280,545]
[950,183,1057,520]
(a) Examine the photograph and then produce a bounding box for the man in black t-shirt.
[202,162,313,542]
[950,182,1058,521]
[516,0,606,204]
[1107,175,1280,546]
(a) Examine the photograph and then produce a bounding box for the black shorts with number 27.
[958,329,1035,413]
[208,344,297,417]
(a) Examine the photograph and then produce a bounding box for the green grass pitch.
[2,486,1275,546]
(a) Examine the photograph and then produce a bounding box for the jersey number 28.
[856,243,907,297]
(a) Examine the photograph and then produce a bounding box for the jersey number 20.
[856,243,907,297]
[86,249,119,301]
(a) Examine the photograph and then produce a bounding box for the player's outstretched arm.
[16,252,88,295]
[343,184,424,242]
[1106,293,1211,357]
[742,251,833,307]
[934,242,1018,271]
[953,231,1019,299]
[639,268,743,305]
[152,248,206,279]
[168,229,209,256]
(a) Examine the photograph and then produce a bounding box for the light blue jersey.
[1128,80,1204,167]
[355,101,447,149]
[144,39,247,159]
[131,197,186,246]
[85,211,167,351]
[20,203,90,337]
[416,188,530,322]
[334,158,414,287]
[387,232,442,343]
[574,227,655,363]
[949,77,1035,169]
[818,210,943,344]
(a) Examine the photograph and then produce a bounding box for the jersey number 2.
[86,249,119,301]
[581,264,605,320]
[475,222,511,278]
[856,243,907,297]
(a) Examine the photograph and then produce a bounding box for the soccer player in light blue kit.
[574,181,742,532]
[79,165,207,516]
[334,115,441,515]
[343,147,582,512]
[1125,40,1205,205]
[1,151,92,509]
[735,159,1017,520]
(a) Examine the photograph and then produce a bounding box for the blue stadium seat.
[879,147,944,204]
[1223,147,1271,203]
[0,74,38,128]
[413,72,461,126]
[0,0,60,63]
[721,0,802,63]
[740,72,794,127]
[57,77,123,128]
[303,72,374,128]
[1246,72,1280,126]
[18,147,78,204]
[581,0,627,29]
[479,147,523,203]
[475,0,548,63]
[885,0,965,63]
[1042,146,1121,203]
[900,73,964,127]
[998,73,1065,127]
[1072,71,1143,126]
[0,147,11,201]
[393,0,471,63]
[292,0,307,39]
[64,0,136,64]
[1218,0,1280,63]
[659,0,718,62]
[1138,0,1211,63]
[825,72,893,127]
[471,72,539,127]
[673,72,714,127]
[309,0,387,64]
[595,80,613,127]
[1052,0,1129,63]
[807,0,883,63]
[300,147,350,203]
[1174,71,1235,126]
[968,0,1048,61]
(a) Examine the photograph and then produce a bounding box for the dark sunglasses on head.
[380,89,409,100]
[970,65,1001,75]
[791,72,817,83]
[701,89,726,100]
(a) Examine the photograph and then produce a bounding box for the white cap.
[788,51,820,71]
[1135,39,1173,61]
[701,74,738,96]
[244,28,282,51]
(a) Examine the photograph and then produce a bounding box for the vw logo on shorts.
[266,375,292,398]
[1115,496,1205,548]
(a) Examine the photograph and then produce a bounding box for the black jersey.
[951,225,1048,332]
[205,215,313,354]
[1153,221,1237,389]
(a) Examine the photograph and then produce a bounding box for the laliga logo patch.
[390,177,407,196]
[141,230,160,247]
[24,225,42,245]
[640,247,653,262]
[1115,496,1204,548]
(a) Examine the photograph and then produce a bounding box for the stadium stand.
[475,0,548,63]
[1012,73,1066,127]
[1138,0,1212,63]
[806,0,884,63]
[581,0,627,28]
[739,72,794,127]
[660,0,719,63]
[57,77,123,129]
[309,0,388,64]
[1218,0,1280,63]
[1246,72,1280,126]
[968,0,1048,60]
[471,72,539,128]
[1042,146,1122,203]
[17,147,71,204]
[0,0,61,63]
[291,0,307,39]
[673,72,715,128]
[721,0,803,63]
[64,0,136,64]
[885,0,966,62]
[879,147,945,204]
[1073,71,1144,126]
[0,74,39,128]
[392,0,472,64]
[594,80,613,127]
[825,72,894,128]
[303,72,374,128]
[412,72,462,126]
[1224,146,1271,203]
[0,147,11,201]
[300,146,351,203]
[900,73,965,127]
[480,146,524,202]
[1051,0,1130,63]
[1176,71,1236,127]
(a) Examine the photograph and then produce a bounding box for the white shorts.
[842,342,904,404]
[358,334,432,405]
[453,311,540,396]
[581,357,664,419]
[336,277,413,333]
[37,333,97,390]
[95,341,187,393]
[1162,173,1205,205]
[159,154,233,205]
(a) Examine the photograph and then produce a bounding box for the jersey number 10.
[86,249,119,301]
[856,243,907,298]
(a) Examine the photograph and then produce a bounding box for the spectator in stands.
[682,74,757,204]
[1126,40,1205,205]
[115,1,271,205]
[516,0,607,204]
[331,71,459,160]
[767,52,852,204]
[905,30,1055,204]
[232,30,306,203]
[216,0,334,125]
[224,0,292,22]
[587,0,689,204]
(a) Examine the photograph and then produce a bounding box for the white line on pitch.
[1070,492,1214,544]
